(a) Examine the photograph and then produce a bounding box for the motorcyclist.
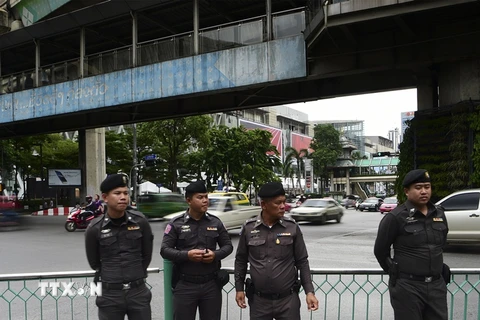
[80,195,96,222]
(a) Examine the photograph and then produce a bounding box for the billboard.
[400,111,415,142]
[48,169,82,187]
[291,132,313,153]
[239,119,283,156]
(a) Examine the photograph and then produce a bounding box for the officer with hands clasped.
[234,182,319,320]
[374,169,450,320]
[160,180,233,320]
[85,174,154,320]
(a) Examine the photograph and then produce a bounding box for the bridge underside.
[1,0,480,138]
[0,68,415,138]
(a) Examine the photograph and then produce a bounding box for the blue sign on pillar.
[217,180,223,191]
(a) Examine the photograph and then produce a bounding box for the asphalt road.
[1,209,479,319]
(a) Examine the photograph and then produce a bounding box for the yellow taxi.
[210,191,250,206]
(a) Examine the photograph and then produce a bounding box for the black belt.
[180,272,216,284]
[398,273,441,283]
[255,288,295,300]
[102,278,146,290]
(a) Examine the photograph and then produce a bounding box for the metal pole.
[266,0,272,41]
[193,0,199,55]
[40,145,44,203]
[131,11,138,67]
[132,123,138,204]
[80,27,85,78]
[163,259,173,320]
[34,39,40,87]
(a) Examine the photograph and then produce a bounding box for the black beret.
[185,181,207,195]
[258,182,285,199]
[402,169,431,187]
[100,174,129,193]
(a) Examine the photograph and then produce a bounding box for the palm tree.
[284,147,309,193]
[281,159,295,194]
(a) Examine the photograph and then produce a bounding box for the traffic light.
[373,152,391,157]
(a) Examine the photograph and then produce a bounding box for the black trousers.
[389,277,448,320]
[248,293,301,320]
[96,284,152,320]
[173,279,222,320]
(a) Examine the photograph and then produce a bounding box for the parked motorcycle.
[64,207,99,232]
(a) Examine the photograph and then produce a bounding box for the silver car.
[436,189,480,243]
[289,198,343,224]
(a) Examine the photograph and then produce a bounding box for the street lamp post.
[129,163,143,204]
[32,144,44,202]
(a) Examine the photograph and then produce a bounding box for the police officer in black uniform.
[85,174,154,320]
[160,181,233,320]
[234,182,319,320]
[374,169,449,320]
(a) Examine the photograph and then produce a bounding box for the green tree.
[284,147,309,193]
[105,128,133,175]
[309,124,342,195]
[201,126,280,194]
[395,121,414,203]
[137,116,212,192]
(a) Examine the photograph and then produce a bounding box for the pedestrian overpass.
[1,0,479,196]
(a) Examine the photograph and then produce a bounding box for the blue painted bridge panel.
[0,35,306,124]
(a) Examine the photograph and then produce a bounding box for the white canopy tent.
[138,181,172,194]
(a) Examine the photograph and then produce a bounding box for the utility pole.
[132,123,138,204]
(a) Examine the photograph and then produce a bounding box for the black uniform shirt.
[160,211,233,275]
[374,200,448,276]
[234,213,315,294]
[85,209,154,283]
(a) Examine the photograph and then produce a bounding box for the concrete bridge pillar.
[78,128,106,200]
[416,68,438,111]
[438,59,480,107]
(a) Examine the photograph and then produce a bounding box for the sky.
[285,88,417,137]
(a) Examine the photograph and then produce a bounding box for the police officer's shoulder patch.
[245,217,257,224]
[282,216,296,223]
[88,215,104,228]
[128,209,146,218]
[388,203,405,217]
[207,213,221,221]
[171,214,185,222]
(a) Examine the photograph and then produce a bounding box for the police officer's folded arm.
[234,226,249,292]
[85,224,100,270]
[160,224,190,263]
[140,219,154,270]
[214,223,233,261]
[293,226,315,294]
[374,213,399,272]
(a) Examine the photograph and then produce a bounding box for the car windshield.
[208,198,222,210]
[301,199,328,207]
[365,199,378,203]
[383,198,397,204]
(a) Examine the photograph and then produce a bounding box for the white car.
[289,198,343,224]
[163,196,261,230]
[436,189,480,243]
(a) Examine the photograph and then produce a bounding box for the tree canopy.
[309,124,342,193]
